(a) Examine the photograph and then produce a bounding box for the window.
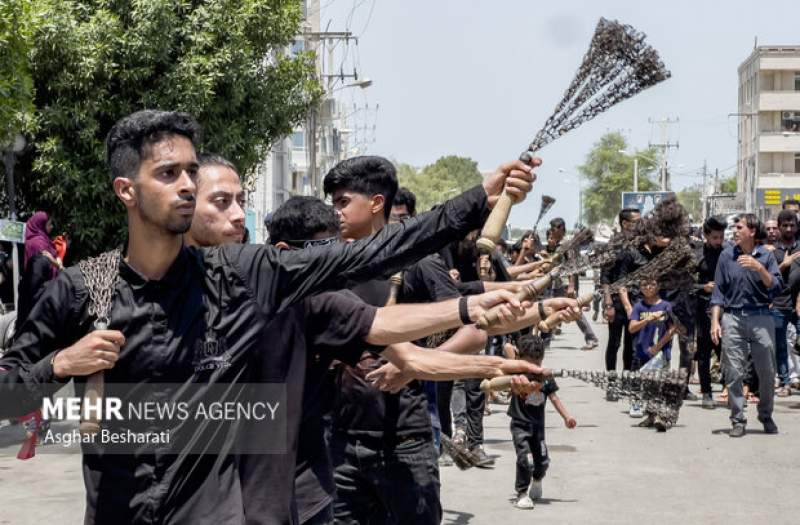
[782,112,800,132]
[796,153,800,174]
[795,72,800,91]
[291,131,305,150]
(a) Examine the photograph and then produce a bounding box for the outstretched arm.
[549,393,576,428]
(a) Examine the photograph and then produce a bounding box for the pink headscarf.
[24,211,57,271]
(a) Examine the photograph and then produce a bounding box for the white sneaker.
[514,494,535,509]
[629,403,643,418]
[529,479,543,500]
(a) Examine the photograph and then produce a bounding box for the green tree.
[676,184,702,222]
[0,0,36,146]
[8,0,321,258]
[578,132,660,225]
[719,175,736,193]
[396,155,482,212]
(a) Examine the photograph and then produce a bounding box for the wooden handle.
[475,273,553,330]
[477,191,514,254]
[480,376,514,393]
[385,272,403,306]
[537,292,594,333]
[79,371,105,436]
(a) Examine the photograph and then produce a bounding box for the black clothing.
[330,436,441,525]
[508,379,558,492]
[16,253,54,330]
[242,290,377,525]
[0,185,490,525]
[772,240,800,310]
[436,380,454,438]
[605,315,634,371]
[694,243,723,394]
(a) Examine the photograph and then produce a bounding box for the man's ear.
[113,177,136,208]
[370,194,386,217]
[274,241,290,250]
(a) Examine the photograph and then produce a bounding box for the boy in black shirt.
[508,334,576,510]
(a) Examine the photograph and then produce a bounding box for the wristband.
[459,296,472,325]
[537,301,546,320]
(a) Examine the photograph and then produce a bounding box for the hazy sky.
[320,0,800,228]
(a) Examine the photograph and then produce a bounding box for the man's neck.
[354,217,387,241]
[737,240,755,253]
[780,236,796,247]
[126,218,183,281]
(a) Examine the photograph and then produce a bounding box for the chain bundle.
[521,18,670,157]
[78,248,122,329]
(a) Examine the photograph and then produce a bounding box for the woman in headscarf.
[17,211,61,331]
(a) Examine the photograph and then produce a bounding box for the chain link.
[78,248,122,329]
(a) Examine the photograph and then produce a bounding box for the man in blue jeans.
[711,213,782,437]
[771,209,800,397]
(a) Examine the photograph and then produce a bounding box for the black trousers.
[695,307,721,394]
[330,434,441,525]
[452,378,485,447]
[510,419,549,493]
[605,310,633,371]
[436,381,453,439]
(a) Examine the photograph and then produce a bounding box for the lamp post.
[3,133,26,312]
[618,149,659,192]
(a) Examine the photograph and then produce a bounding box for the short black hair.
[106,110,202,182]
[267,196,339,243]
[516,334,544,363]
[619,208,640,224]
[549,217,566,230]
[702,216,726,234]
[778,209,798,226]
[197,152,238,174]
[323,156,398,220]
[393,187,417,216]
[783,199,800,209]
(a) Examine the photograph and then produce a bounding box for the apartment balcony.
[759,132,800,152]
[759,91,800,111]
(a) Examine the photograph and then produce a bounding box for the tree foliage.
[5,0,322,258]
[719,175,736,193]
[396,155,483,212]
[0,0,36,147]
[578,132,660,225]
[676,184,702,222]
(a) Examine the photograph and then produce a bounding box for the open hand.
[366,362,413,394]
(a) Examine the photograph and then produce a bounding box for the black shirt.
[507,378,559,426]
[330,254,460,440]
[772,240,800,311]
[16,253,54,330]
[241,290,378,525]
[0,185,489,525]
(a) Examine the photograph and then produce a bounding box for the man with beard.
[0,110,539,524]
[769,210,800,397]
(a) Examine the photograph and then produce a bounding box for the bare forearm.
[435,325,487,355]
[368,298,463,345]
[619,288,632,312]
[549,394,571,421]
[383,346,509,381]
[628,319,647,334]
[711,305,721,325]
[507,260,540,278]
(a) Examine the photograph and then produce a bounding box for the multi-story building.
[737,45,800,215]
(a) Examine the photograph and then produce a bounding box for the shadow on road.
[442,509,475,524]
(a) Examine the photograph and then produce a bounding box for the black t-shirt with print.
[507,378,559,428]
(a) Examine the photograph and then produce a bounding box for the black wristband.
[537,301,546,320]
[459,296,472,325]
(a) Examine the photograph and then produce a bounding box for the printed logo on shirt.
[639,311,666,322]
[526,391,545,406]
[193,333,233,372]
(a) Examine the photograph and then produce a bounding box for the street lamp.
[3,132,26,312]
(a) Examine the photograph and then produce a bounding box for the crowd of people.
[0,108,795,524]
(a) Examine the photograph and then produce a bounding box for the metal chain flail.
[78,248,122,329]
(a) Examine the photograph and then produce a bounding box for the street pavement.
[2,298,800,524]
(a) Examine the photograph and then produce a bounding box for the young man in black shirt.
[0,110,540,524]
[770,209,800,397]
[694,217,725,408]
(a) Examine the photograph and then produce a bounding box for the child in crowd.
[628,278,677,430]
[508,334,576,510]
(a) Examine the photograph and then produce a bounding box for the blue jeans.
[771,309,791,387]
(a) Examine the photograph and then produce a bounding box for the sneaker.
[654,415,671,432]
[637,415,655,427]
[701,393,715,409]
[758,416,779,434]
[776,386,791,398]
[514,494,535,509]
[581,340,599,351]
[528,479,543,500]
[438,452,454,467]
[729,424,746,438]
[629,403,643,418]
[684,391,699,402]
[469,446,495,468]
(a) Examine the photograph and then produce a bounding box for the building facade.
[737,45,800,215]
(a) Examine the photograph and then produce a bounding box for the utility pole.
[701,159,708,219]
[648,117,680,191]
